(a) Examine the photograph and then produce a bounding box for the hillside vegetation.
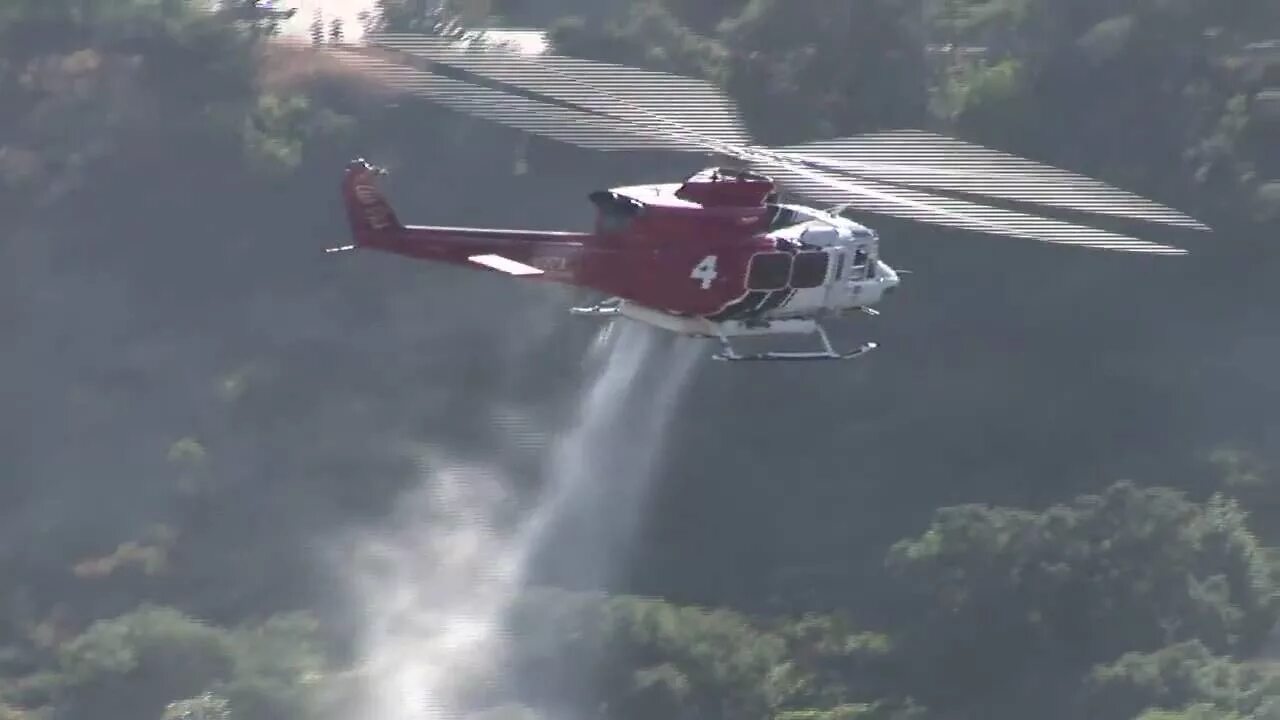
[3,1,1279,719]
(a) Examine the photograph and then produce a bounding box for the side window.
[747,253,791,290]
[790,251,830,289]
[851,246,869,280]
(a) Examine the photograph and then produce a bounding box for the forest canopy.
[3,1,1279,720]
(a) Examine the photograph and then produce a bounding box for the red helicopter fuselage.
[340,159,899,355]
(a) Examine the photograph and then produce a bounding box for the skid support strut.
[712,322,877,362]
[569,297,622,317]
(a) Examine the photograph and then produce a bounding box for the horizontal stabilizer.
[468,254,545,275]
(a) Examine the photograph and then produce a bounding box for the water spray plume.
[339,454,521,720]
[333,321,703,720]
[527,322,703,590]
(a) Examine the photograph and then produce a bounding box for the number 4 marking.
[691,255,718,290]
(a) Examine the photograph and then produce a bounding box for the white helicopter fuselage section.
[759,203,901,320]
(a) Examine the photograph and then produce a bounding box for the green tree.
[163,691,232,720]
[0,0,350,208]
[54,605,236,719]
[42,606,325,720]
[507,590,799,720]
[547,0,928,144]
[1083,641,1280,720]
[772,613,896,709]
[1136,706,1248,720]
[1210,447,1280,545]
[924,0,1280,222]
[886,482,1280,717]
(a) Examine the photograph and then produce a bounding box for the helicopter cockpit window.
[747,253,791,290]
[790,251,830,289]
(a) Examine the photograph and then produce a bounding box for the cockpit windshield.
[765,204,821,232]
[589,190,643,234]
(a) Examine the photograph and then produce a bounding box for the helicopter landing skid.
[569,299,621,317]
[712,322,877,362]
[571,300,877,362]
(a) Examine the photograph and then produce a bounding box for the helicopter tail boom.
[339,158,593,279]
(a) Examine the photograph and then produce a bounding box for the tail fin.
[340,158,403,249]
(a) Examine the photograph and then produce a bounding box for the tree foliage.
[885,482,1280,716]
[1083,640,1280,720]
[2,2,1280,720]
[33,605,324,720]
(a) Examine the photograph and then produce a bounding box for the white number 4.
[691,255,718,290]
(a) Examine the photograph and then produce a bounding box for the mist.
[329,321,701,720]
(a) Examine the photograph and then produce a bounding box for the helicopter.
[323,32,1211,362]
[342,158,902,361]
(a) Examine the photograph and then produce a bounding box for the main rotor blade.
[774,130,1210,231]
[753,157,1188,254]
[365,32,751,149]
[318,44,696,151]
[307,32,1198,255]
